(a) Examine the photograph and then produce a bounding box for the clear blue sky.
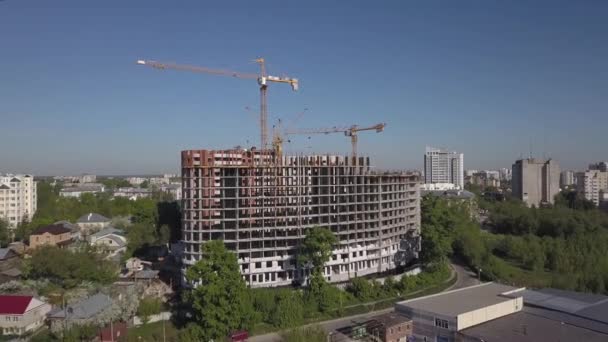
[1,1,607,175]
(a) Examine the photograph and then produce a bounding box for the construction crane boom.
[283,123,385,163]
[136,58,299,154]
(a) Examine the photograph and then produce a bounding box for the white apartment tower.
[0,174,37,228]
[424,146,464,189]
[576,169,608,206]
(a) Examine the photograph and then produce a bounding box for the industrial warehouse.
[181,149,421,287]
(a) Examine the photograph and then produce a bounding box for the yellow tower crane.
[136,58,299,154]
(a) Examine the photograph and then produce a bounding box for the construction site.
[137,58,421,287]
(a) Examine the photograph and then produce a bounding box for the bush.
[137,296,163,324]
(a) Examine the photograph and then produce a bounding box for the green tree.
[137,296,163,324]
[297,226,337,274]
[140,180,150,189]
[271,291,304,328]
[0,219,9,247]
[157,224,171,245]
[185,240,255,341]
[348,277,374,301]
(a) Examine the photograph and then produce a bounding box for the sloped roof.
[32,224,71,236]
[49,293,112,319]
[77,213,110,223]
[10,177,21,183]
[54,220,79,232]
[90,227,124,239]
[0,184,10,190]
[0,248,17,260]
[0,295,33,315]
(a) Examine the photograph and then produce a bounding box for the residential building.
[420,183,457,191]
[599,190,608,213]
[469,173,500,188]
[59,183,105,198]
[88,227,127,254]
[395,282,524,342]
[499,168,512,182]
[0,174,37,228]
[0,248,21,283]
[29,224,72,249]
[76,213,111,233]
[127,177,147,186]
[48,293,113,332]
[464,170,478,178]
[560,170,576,188]
[77,174,97,183]
[181,149,421,288]
[160,183,182,201]
[54,220,81,241]
[0,295,51,336]
[148,176,170,186]
[575,169,608,206]
[511,158,560,207]
[424,146,464,189]
[589,161,608,172]
[332,312,412,342]
[113,187,152,200]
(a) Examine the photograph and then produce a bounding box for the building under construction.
[181,148,421,288]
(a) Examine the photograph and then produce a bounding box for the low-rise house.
[160,183,182,200]
[0,248,21,283]
[48,293,113,332]
[76,212,111,233]
[0,248,18,263]
[88,227,127,254]
[29,224,72,249]
[331,312,412,342]
[54,220,81,241]
[0,295,51,336]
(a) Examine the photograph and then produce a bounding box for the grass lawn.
[127,321,179,342]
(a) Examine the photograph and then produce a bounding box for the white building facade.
[424,146,464,189]
[0,174,37,228]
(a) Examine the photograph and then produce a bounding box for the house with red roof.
[0,295,51,336]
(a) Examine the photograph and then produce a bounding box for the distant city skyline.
[1,1,607,174]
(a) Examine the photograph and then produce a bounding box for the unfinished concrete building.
[181,148,421,288]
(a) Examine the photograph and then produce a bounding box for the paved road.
[446,261,481,291]
[250,263,479,342]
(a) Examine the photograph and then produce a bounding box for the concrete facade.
[576,169,608,206]
[424,146,464,189]
[560,170,575,188]
[0,174,37,228]
[511,158,560,207]
[181,149,421,288]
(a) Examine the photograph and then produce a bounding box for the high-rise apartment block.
[181,149,421,288]
[511,158,560,207]
[560,170,575,188]
[499,168,512,182]
[424,147,464,189]
[0,174,37,228]
[575,168,608,206]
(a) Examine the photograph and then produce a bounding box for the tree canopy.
[184,240,255,341]
[297,226,337,274]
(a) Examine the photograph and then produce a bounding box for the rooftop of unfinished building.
[182,148,420,175]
